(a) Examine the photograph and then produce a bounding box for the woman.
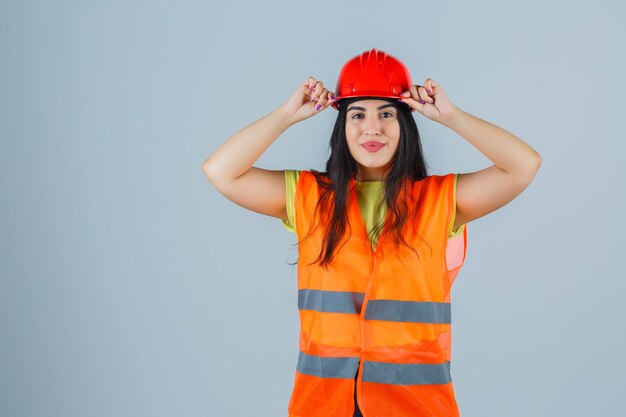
[203,48,541,417]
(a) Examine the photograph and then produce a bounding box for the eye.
[350,112,395,119]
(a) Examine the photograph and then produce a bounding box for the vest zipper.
[356,243,377,417]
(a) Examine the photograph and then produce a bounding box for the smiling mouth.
[361,141,385,152]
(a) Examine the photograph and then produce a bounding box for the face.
[344,99,401,181]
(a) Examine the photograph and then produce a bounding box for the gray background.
[1,1,624,416]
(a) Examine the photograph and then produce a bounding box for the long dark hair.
[295,96,431,269]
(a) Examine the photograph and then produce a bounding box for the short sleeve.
[448,173,465,238]
[281,169,300,234]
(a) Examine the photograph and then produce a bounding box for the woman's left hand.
[399,79,459,124]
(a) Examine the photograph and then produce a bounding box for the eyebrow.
[347,104,396,112]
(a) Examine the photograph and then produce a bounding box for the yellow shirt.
[281,170,465,251]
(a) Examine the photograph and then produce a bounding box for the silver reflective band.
[296,352,360,379]
[296,352,452,385]
[298,289,365,314]
[362,360,452,385]
[364,299,451,323]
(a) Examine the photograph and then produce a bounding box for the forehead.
[346,99,396,112]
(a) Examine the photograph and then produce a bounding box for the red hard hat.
[331,48,414,112]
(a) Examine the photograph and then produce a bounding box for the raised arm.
[399,79,542,230]
[442,108,541,230]
[201,77,337,221]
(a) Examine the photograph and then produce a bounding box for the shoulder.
[284,169,301,179]
[284,169,301,189]
[421,173,456,186]
[410,173,456,195]
[295,169,331,188]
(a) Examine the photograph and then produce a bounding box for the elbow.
[524,149,542,173]
[201,160,218,183]
[520,153,542,183]
[532,152,542,172]
[202,157,242,186]
[202,160,235,186]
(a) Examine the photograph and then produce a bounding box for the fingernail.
[315,103,321,111]
[418,99,425,104]
[329,93,335,100]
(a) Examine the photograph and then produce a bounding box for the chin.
[355,159,393,169]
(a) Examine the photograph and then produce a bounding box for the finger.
[310,81,319,101]
[327,91,339,109]
[315,89,330,111]
[401,86,426,105]
[407,85,431,104]
[425,79,441,95]
[399,95,425,112]
[311,81,325,101]
[303,77,317,95]
[418,86,434,104]
[423,79,433,95]
[408,84,420,100]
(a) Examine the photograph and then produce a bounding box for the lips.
[361,141,385,152]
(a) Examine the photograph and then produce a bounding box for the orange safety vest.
[288,171,468,417]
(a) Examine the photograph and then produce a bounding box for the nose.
[364,116,381,136]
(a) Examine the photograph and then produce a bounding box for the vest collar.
[347,176,392,252]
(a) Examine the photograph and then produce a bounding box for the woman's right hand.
[280,77,338,124]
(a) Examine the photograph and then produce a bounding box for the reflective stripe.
[296,352,360,379]
[298,289,365,314]
[364,300,451,323]
[362,360,452,385]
